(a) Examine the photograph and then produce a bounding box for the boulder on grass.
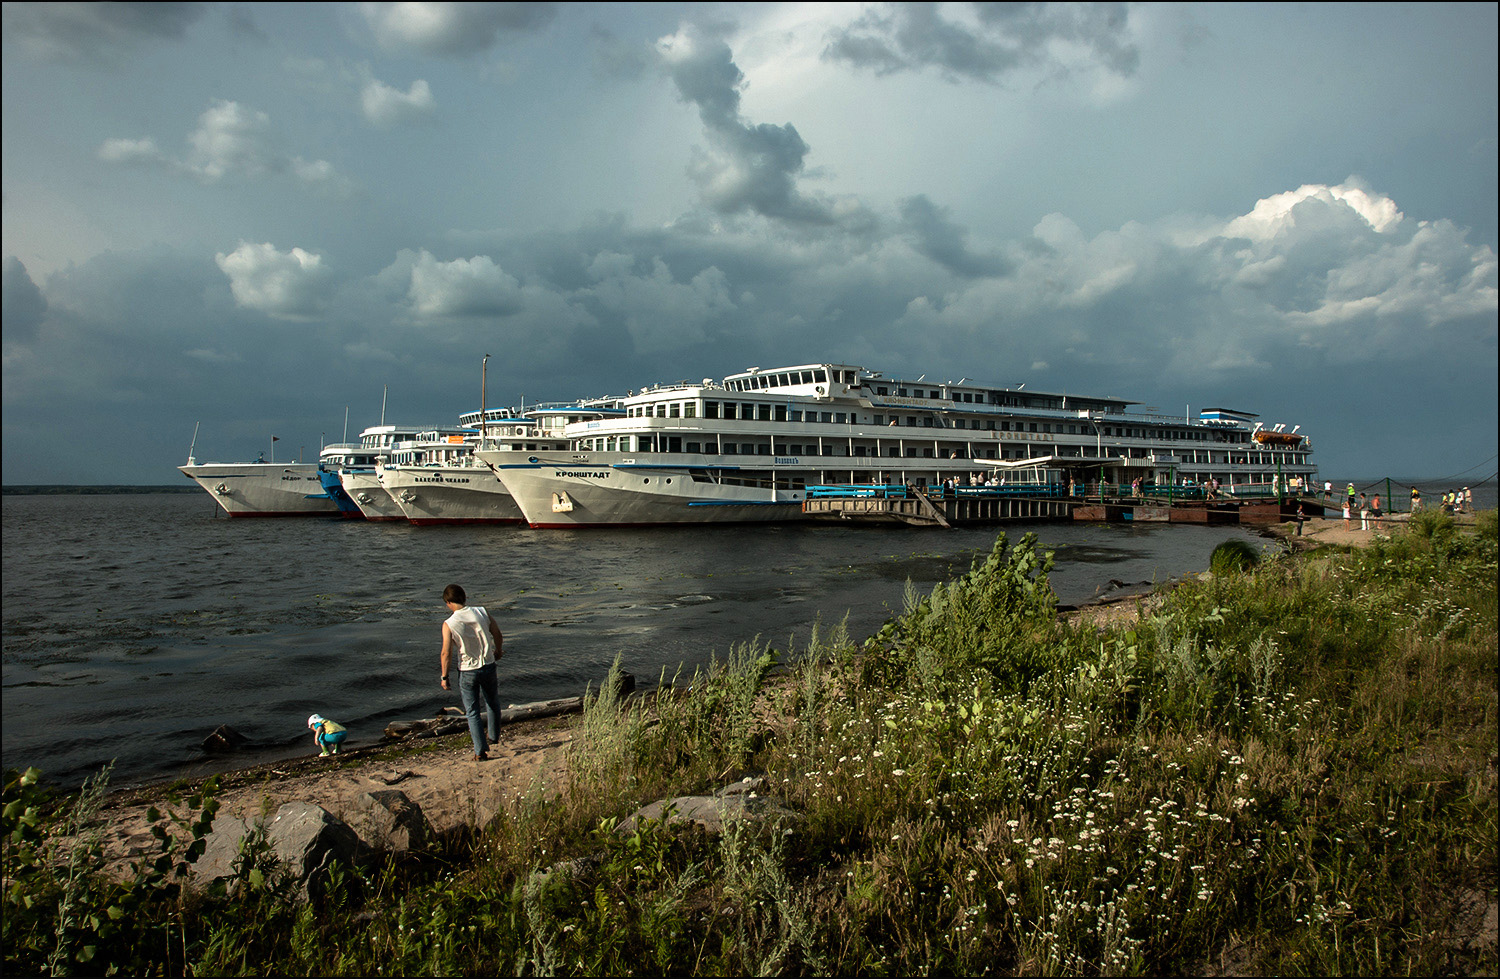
[343,790,430,853]
[195,801,369,902]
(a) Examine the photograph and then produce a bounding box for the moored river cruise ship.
[476,363,1317,528]
[375,409,604,525]
[178,459,340,517]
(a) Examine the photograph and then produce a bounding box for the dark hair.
[443,584,466,605]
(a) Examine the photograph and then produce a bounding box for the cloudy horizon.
[3,2,1495,484]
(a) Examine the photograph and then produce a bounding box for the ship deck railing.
[806,482,1291,502]
[806,483,1067,500]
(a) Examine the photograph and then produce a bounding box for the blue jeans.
[459,663,501,756]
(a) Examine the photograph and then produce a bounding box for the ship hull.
[380,465,523,525]
[485,455,808,528]
[339,469,409,521]
[179,463,341,517]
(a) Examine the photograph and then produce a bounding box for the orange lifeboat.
[1253,430,1304,447]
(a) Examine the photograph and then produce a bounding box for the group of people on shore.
[1331,482,1476,530]
[1416,486,1474,514]
[309,582,506,762]
[1339,483,1384,531]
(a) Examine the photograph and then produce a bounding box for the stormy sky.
[3,2,1495,484]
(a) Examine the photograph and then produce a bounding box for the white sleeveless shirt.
[445,605,496,671]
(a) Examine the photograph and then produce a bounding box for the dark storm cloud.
[2,258,48,345]
[589,26,655,81]
[659,25,852,227]
[3,171,1494,484]
[824,1,1139,83]
[2,2,206,63]
[976,2,1140,76]
[899,195,1010,278]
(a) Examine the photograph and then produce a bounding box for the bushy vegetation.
[1209,537,1260,575]
[5,522,1496,976]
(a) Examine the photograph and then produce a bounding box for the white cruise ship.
[333,424,467,521]
[377,405,616,525]
[178,459,341,517]
[475,363,1316,528]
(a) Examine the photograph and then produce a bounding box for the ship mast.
[481,354,490,445]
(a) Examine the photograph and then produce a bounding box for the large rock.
[343,790,430,853]
[616,777,796,836]
[195,802,369,902]
[200,724,250,753]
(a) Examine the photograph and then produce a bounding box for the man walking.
[439,584,505,761]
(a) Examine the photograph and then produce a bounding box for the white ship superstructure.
[477,364,1316,528]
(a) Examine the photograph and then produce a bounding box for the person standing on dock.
[439,583,505,761]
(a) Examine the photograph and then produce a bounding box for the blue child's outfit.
[307,713,347,756]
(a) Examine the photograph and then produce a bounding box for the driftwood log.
[382,697,586,742]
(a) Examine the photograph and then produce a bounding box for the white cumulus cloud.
[1222,180,1404,242]
[98,99,347,192]
[889,179,1496,377]
[215,242,333,318]
[361,2,556,57]
[406,251,524,318]
[361,77,435,127]
[96,137,168,166]
[187,100,277,180]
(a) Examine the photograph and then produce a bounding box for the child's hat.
[308,713,323,728]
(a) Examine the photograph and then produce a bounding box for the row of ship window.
[624,401,1247,442]
[574,434,1308,467]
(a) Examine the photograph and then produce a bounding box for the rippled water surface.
[0,490,1323,787]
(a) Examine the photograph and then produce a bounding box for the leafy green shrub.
[1407,507,1456,541]
[881,532,1059,694]
[1209,539,1259,575]
[2,765,219,976]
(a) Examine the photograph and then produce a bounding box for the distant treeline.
[1,485,201,495]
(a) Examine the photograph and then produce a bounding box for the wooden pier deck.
[802,485,1325,528]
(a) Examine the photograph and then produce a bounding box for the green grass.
[5,522,1496,976]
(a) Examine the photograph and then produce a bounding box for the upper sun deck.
[357,424,466,449]
[715,364,1139,417]
[459,398,627,431]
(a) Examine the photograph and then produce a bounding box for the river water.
[0,484,1481,789]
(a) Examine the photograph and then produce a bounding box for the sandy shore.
[98,714,581,869]
[1281,512,1407,548]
